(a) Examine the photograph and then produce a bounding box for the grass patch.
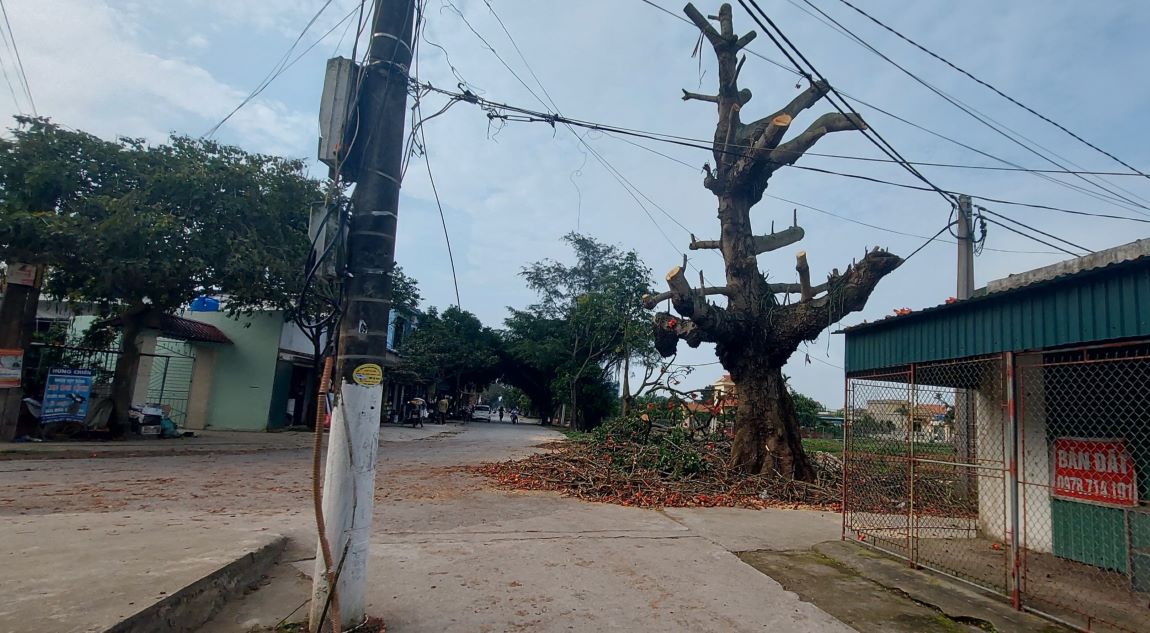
[802,438,844,455]
[561,429,593,442]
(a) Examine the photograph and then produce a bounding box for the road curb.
[104,534,289,633]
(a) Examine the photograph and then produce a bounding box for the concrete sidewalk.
[0,512,286,633]
[0,423,462,460]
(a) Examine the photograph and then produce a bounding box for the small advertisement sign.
[1053,437,1138,507]
[0,349,22,388]
[41,368,94,424]
[4,262,38,287]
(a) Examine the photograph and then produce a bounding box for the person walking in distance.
[437,396,449,425]
[498,405,505,422]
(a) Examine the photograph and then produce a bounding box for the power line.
[417,80,1150,234]
[204,0,345,138]
[416,102,462,308]
[0,50,21,114]
[639,0,1150,216]
[737,0,958,209]
[0,0,33,114]
[791,0,1150,216]
[975,206,1092,255]
[979,216,1081,257]
[828,0,1150,180]
[445,0,702,263]
[592,127,1066,255]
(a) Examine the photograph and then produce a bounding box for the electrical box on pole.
[317,57,361,180]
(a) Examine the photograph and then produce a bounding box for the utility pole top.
[956,194,975,301]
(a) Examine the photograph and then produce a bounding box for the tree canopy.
[0,117,320,315]
[396,305,501,396]
[0,118,323,428]
[508,233,654,429]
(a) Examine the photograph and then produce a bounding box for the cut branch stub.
[652,311,708,357]
[765,248,903,364]
[796,250,813,302]
[684,3,723,47]
[752,225,804,255]
[642,286,730,310]
[666,265,695,317]
[681,89,719,104]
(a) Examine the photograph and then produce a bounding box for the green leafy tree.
[790,389,824,428]
[397,306,501,399]
[516,233,653,430]
[0,118,322,429]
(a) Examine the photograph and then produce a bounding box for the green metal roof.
[843,256,1150,374]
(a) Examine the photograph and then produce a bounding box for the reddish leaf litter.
[468,438,841,511]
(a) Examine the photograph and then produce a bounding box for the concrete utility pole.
[954,194,975,498]
[956,194,975,300]
[309,0,415,630]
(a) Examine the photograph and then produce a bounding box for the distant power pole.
[310,0,415,630]
[954,194,975,498]
[956,194,975,300]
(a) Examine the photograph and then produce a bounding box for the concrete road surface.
[2,422,854,632]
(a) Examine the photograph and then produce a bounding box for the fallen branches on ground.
[468,418,841,511]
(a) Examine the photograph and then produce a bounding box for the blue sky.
[8,0,1150,405]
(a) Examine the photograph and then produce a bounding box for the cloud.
[6,0,313,155]
[8,0,1150,406]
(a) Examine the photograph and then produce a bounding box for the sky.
[6,0,1150,406]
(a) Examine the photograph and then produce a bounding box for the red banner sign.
[1053,438,1138,507]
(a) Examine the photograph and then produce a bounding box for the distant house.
[711,373,737,411]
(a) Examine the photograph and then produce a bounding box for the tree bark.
[0,264,44,441]
[110,311,145,436]
[728,361,813,480]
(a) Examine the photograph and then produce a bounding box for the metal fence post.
[1005,351,1022,610]
[908,363,917,566]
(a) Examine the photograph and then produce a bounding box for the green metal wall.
[193,311,285,431]
[845,261,1150,373]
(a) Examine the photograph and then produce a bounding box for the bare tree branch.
[767,248,903,361]
[766,112,866,172]
[795,251,813,302]
[641,286,730,309]
[689,235,720,250]
[684,3,723,48]
[752,225,804,254]
[734,30,757,51]
[768,281,827,295]
[681,90,719,104]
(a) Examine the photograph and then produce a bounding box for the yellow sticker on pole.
[352,363,383,386]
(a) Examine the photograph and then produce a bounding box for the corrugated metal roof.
[101,311,233,344]
[843,254,1150,373]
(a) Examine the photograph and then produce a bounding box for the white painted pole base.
[309,380,382,631]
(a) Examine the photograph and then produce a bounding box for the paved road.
[2,422,853,633]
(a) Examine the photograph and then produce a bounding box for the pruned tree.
[644,3,902,479]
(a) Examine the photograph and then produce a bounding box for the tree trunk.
[728,360,814,480]
[110,312,145,436]
[0,264,44,441]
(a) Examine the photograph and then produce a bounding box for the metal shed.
[840,239,1150,632]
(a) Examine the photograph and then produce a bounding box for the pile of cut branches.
[468,417,841,510]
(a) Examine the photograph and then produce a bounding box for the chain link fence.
[845,344,1149,632]
[1016,344,1150,632]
